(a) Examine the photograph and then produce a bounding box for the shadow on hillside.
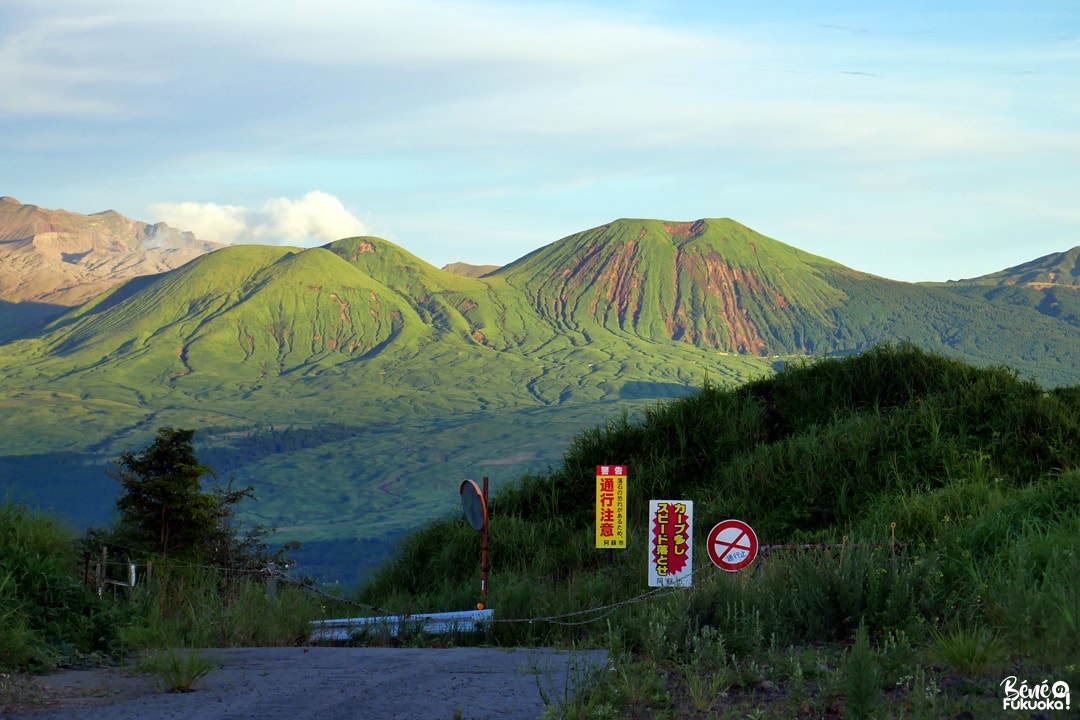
[1,453,116,530]
[0,299,67,341]
[617,381,697,400]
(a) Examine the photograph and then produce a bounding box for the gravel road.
[8,646,609,720]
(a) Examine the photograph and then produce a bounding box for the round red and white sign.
[706,519,759,572]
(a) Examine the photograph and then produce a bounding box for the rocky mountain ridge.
[0,196,222,307]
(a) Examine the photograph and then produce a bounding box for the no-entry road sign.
[706,519,759,572]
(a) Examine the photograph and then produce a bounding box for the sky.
[1,0,1077,283]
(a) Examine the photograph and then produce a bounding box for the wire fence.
[84,524,906,629]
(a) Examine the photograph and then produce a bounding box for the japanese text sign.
[648,500,693,587]
[595,465,627,549]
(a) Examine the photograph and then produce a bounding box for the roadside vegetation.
[0,428,319,708]
[356,342,1080,718]
[3,342,1078,717]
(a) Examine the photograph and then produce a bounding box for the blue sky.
[1,0,1077,282]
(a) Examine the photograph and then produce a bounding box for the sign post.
[460,478,490,609]
[648,500,693,587]
[595,465,627,550]
[706,519,759,572]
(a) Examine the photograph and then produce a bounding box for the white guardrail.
[310,609,495,642]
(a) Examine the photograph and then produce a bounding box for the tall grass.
[355,344,1080,716]
[120,567,318,650]
[0,499,129,671]
[1,497,321,674]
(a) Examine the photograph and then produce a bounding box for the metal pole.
[480,476,489,609]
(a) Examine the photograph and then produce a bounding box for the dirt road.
[8,646,608,720]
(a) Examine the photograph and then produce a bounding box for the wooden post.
[97,546,107,598]
[266,562,277,600]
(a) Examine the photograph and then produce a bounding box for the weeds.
[533,650,614,720]
[929,625,1005,676]
[135,647,216,692]
[842,624,880,720]
[7,345,1080,719]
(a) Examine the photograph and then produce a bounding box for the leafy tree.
[107,427,296,567]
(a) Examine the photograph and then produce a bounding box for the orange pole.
[480,476,489,608]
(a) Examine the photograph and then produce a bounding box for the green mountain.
[1,217,1079,584]
[489,218,843,353]
[930,247,1080,331]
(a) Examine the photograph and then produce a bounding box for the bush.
[0,500,130,671]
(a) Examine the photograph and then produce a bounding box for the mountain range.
[0,199,1077,583]
[0,197,223,342]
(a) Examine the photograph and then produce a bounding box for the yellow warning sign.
[595,465,627,549]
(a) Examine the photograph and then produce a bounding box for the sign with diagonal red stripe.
[706,519,758,572]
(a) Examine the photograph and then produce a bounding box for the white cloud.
[150,191,368,245]
[148,200,249,243]
[4,1,1079,283]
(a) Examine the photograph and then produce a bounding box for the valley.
[1,200,1078,584]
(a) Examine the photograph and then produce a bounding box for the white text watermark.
[1001,676,1070,712]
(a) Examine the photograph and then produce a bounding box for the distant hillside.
[482,219,1080,383]
[0,196,222,311]
[3,213,1080,583]
[442,261,500,277]
[949,246,1080,287]
[930,246,1080,330]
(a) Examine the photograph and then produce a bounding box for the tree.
[109,427,295,566]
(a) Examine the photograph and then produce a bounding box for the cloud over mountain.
[150,191,368,246]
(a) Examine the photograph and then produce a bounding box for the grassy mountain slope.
[931,246,1080,332]
[357,344,1080,717]
[442,261,500,277]
[0,231,776,582]
[826,270,1080,385]
[3,222,1080,584]
[494,218,846,353]
[0,244,431,397]
[366,342,1080,605]
[952,246,1080,287]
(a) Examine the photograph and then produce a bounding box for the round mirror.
[460,479,487,531]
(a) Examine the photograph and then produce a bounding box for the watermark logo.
[1001,676,1070,712]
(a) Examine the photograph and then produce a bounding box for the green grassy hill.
[930,246,1080,332]
[493,218,846,353]
[355,344,1080,718]
[2,219,1080,583]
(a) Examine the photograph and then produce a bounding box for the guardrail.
[310,609,495,642]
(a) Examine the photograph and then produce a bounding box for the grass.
[4,218,1080,588]
[119,571,318,651]
[4,343,1080,718]
[135,647,216,692]
[842,624,880,720]
[0,495,320,682]
[0,498,131,672]
[929,625,1005,676]
[351,344,1080,718]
